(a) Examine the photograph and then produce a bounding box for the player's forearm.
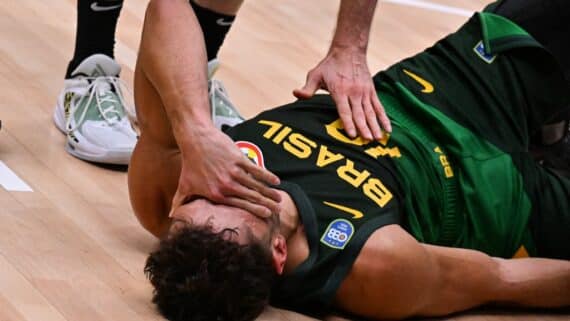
[418,245,504,316]
[330,0,377,55]
[422,246,570,315]
[139,0,213,150]
[494,257,570,307]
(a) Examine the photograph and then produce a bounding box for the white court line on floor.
[383,0,473,17]
[0,161,33,192]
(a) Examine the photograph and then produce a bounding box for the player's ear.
[271,235,287,275]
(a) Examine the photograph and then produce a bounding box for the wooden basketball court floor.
[0,0,568,320]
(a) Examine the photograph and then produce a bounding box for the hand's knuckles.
[228,166,243,179]
[344,83,366,94]
[217,180,238,194]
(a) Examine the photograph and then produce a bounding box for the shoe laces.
[67,76,134,132]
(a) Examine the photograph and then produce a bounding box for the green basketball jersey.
[225,96,405,314]
[223,11,569,316]
[373,12,568,257]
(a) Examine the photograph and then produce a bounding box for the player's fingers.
[363,97,383,140]
[229,176,281,217]
[349,95,372,140]
[224,196,274,218]
[236,172,281,207]
[371,91,392,133]
[334,94,357,138]
[241,159,281,186]
[293,70,322,99]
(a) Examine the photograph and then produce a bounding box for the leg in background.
[490,0,570,84]
[489,0,570,255]
[66,0,124,78]
[53,0,137,165]
[190,0,244,76]
[490,0,570,176]
[55,0,246,165]
[518,156,570,259]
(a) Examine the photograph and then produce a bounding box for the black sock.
[189,1,235,61]
[66,0,124,78]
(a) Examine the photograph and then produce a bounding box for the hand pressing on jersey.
[293,0,391,140]
[170,126,282,219]
[293,48,391,140]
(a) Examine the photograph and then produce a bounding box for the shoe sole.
[53,105,132,165]
[64,141,132,165]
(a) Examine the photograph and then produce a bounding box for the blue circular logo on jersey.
[320,219,355,250]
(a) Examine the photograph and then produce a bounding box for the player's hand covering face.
[170,127,281,218]
[293,48,392,140]
[170,198,276,245]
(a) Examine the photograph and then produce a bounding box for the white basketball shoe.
[209,79,244,130]
[207,58,220,79]
[53,54,137,165]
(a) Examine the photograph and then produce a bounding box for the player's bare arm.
[131,0,281,234]
[294,0,391,140]
[336,225,570,320]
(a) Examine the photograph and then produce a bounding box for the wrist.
[165,92,213,136]
[174,120,216,155]
[328,42,367,57]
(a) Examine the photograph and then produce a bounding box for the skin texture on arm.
[294,0,391,140]
[335,225,570,320]
[135,0,281,222]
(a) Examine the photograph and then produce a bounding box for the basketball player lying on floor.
[128,0,570,320]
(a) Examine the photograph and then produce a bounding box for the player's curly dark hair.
[144,225,277,321]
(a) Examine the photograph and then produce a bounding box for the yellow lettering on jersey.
[259,120,283,139]
[444,167,454,178]
[513,246,529,258]
[378,133,391,146]
[258,118,394,209]
[434,146,454,178]
[283,133,317,159]
[438,155,454,178]
[337,160,371,188]
[273,126,292,144]
[316,145,345,167]
[363,178,393,208]
[365,145,402,159]
[325,119,370,146]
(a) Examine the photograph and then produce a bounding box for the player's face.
[169,198,278,245]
